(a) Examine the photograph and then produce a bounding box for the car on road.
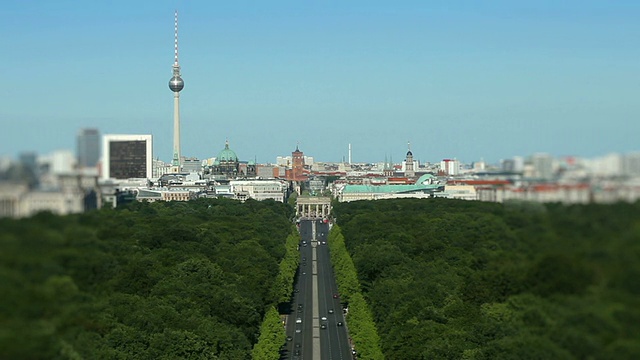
[296,318,302,324]
[337,321,343,326]
[321,324,327,329]
[286,336,293,341]
[321,316,327,321]
[333,293,339,299]
[295,329,302,333]
[328,309,334,314]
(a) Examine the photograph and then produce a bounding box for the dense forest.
[334,199,640,359]
[0,198,295,359]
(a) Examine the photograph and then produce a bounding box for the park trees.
[0,198,294,359]
[334,198,640,359]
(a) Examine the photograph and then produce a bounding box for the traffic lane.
[317,222,329,242]
[299,226,311,240]
[288,268,308,357]
[325,243,351,359]
[287,243,313,358]
[317,243,353,359]
[301,243,314,358]
[313,243,344,359]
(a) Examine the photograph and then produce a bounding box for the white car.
[296,318,302,324]
[321,316,327,321]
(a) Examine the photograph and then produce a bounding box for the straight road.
[284,219,352,360]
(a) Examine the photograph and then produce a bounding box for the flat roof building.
[102,134,153,180]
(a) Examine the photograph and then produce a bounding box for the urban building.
[296,196,331,218]
[531,153,555,179]
[287,145,306,182]
[403,143,415,178]
[77,128,100,168]
[101,134,153,180]
[441,159,460,176]
[622,152,640,177]
[182,157,202,173]
[230,179,288,202]
[335,174,444,202]
[136,188,197,202]
[0,170,98,218]
[434,185,478,200]
[208,140,256,178]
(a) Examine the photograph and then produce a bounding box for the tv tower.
[168,10,184,172]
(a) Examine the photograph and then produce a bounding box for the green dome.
[214,141,238,164]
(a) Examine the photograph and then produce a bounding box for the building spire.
[169,10,185,171]
[174,10,179,66]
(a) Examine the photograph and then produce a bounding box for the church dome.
[406,150,413,156]
[214,140,238,164]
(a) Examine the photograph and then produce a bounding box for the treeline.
[328,226,384,360]
[0,198,295,359]
[333,199,640,359]
[252,231,300,360]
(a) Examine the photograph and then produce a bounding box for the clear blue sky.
[2,0,639,164]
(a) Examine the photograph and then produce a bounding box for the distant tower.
[77,128,100,168]
[291,145,305,181]
[168,10,185,173]
[383,154,394,177]
[405,141,415,178]
[348,143,352,164]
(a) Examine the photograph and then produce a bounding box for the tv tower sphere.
[169,75,184,92]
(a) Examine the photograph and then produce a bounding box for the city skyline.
[2,1,639,164]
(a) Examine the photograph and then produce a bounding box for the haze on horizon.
[2,0,639,165]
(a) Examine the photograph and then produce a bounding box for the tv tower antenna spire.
[174,10,179,66]
[169,10,184,172]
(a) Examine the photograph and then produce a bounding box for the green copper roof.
[342,174,440,194]
[214,140,238,165]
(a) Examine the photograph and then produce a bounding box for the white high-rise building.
[623,152,640,177]
[102,134,153,180]
[440,159,460,176]
[531,153,555,179]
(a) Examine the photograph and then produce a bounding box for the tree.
[252,306,285,360]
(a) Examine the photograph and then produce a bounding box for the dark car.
[286,336,293,341]
[332,293,339,299]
